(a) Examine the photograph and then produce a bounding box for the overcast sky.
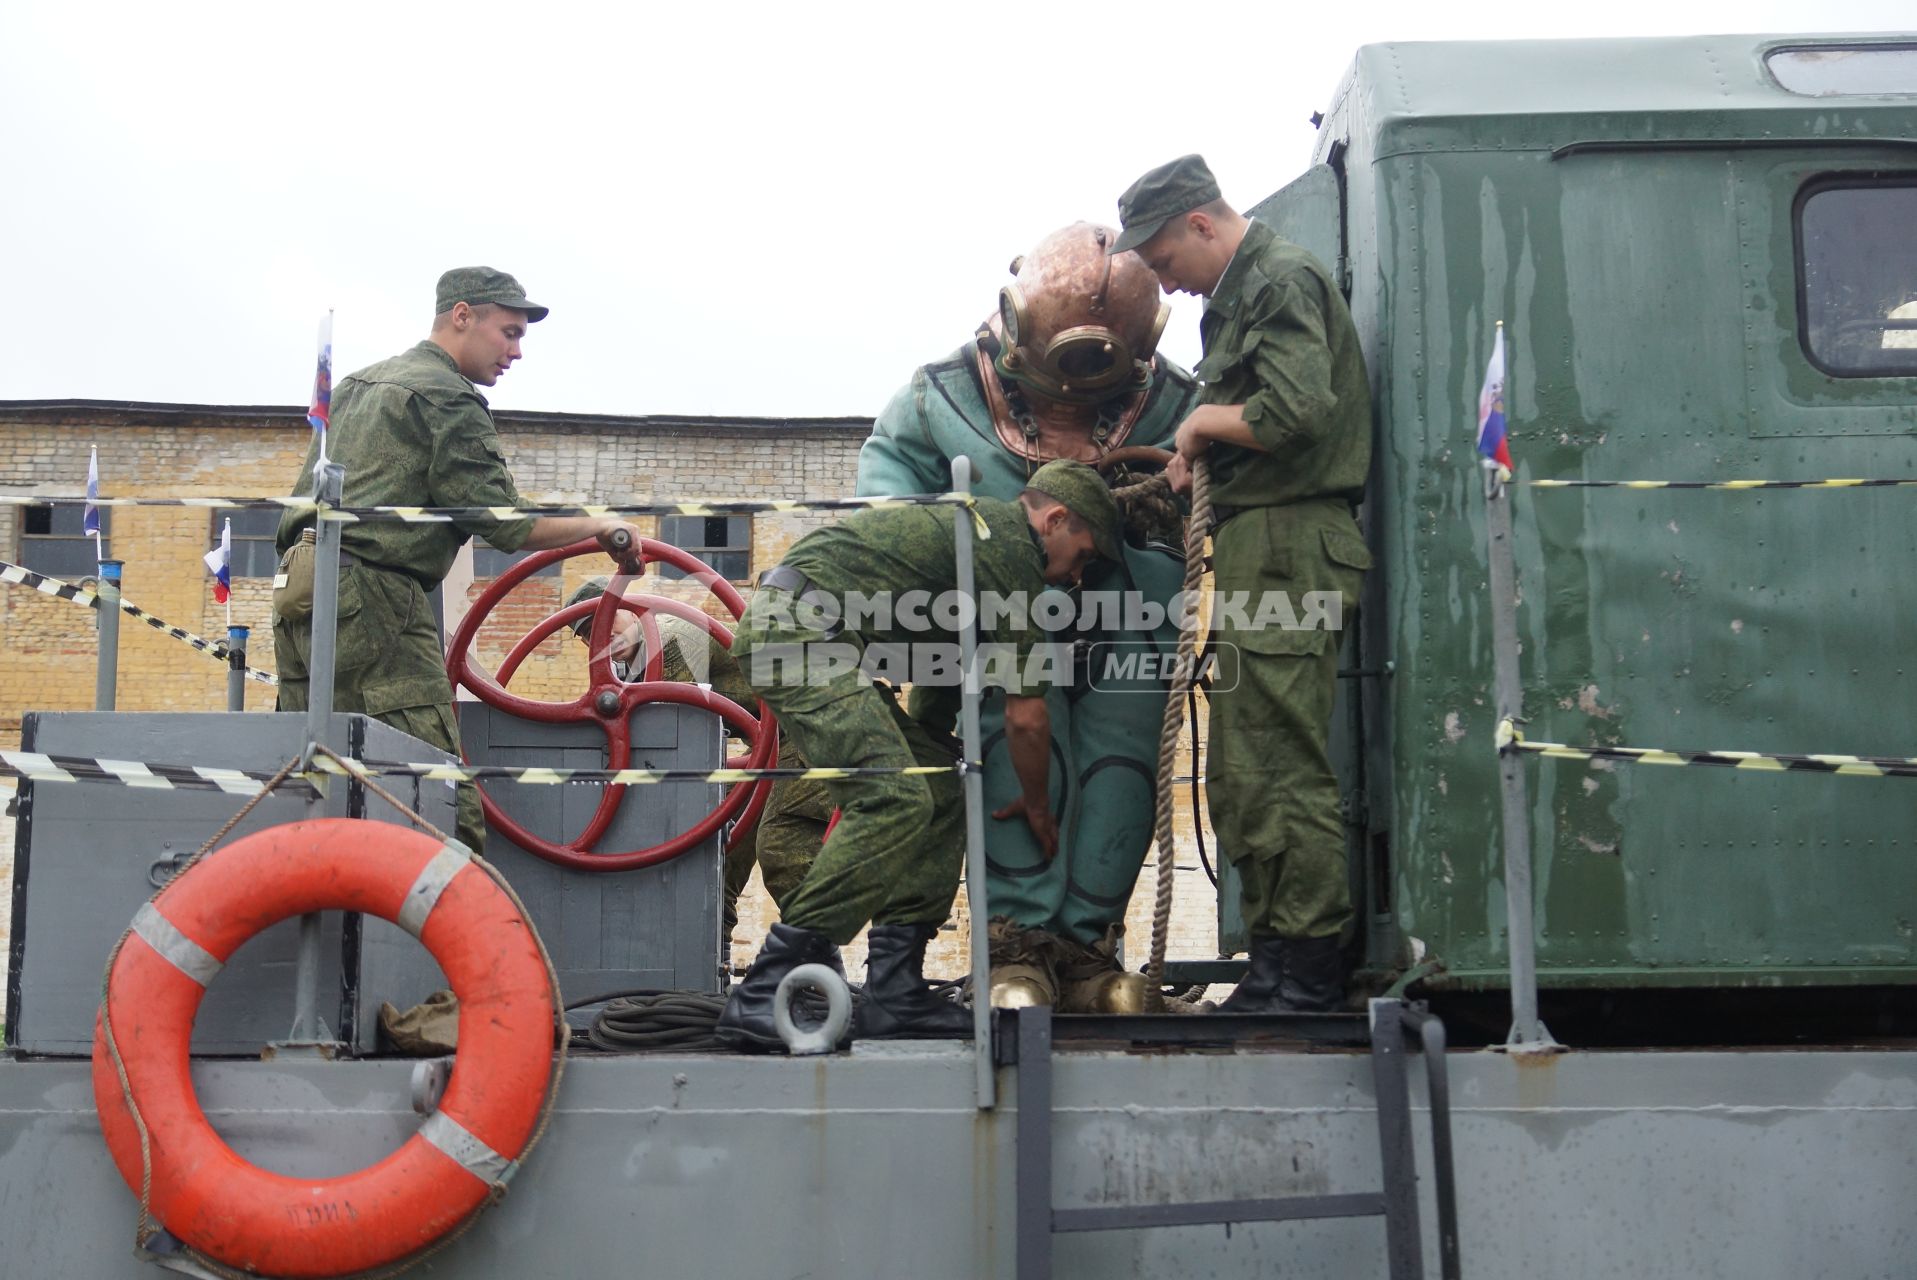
[1,1,1909,419]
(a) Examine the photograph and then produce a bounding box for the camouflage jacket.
[778,498,1050,695]
[1198,220,1371,510]
[276,341,532,587]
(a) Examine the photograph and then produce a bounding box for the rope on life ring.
[92,818,559,1279]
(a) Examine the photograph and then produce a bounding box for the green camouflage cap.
[1110,154,1222,254]
[435,266,550,322]
[1023,460,1123,562]
[564,577,611,640]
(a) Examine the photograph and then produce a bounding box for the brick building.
[0,399,1222,996]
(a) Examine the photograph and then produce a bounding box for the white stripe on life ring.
[419,1110,516,1186]
[397,841,472,938]
[131,902,223,987]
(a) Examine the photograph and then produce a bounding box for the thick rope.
[1144,459,1212,1011]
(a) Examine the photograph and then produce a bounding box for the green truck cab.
[1243,37,1917,994]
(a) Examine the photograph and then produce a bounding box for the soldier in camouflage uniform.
[274,268,643,855]
[716,461,1122,1051]
[563,578,831,933]
[1112,156,1374,1012]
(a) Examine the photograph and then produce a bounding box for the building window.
[20,503,108,578]
[657,514,751,582]
[211,508,282,579]
[473,545,560,579]
[1796,181,1917,378]
[1767,45,1917,97]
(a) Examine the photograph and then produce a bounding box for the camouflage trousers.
[273,562,485,854]
[734,588,964,945]
[1207,503,1367,941]
[720,740,832,931]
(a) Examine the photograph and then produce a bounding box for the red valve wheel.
[446,537,776,872]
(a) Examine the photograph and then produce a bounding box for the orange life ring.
[91,818,556,1278]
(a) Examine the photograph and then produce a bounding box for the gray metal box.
[5,711,459,1056]
[417,702,725,1009]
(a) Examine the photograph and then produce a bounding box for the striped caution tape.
[1496,718,1917,779]
[0,750,964,794]
[314,757,971,786]
[0,560,279,686]
[0,492,976,520]
[0,749,315,796]
[1529,478,1917,491]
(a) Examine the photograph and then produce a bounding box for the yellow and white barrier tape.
[1496,718,1917,780]
[0,560,278,686]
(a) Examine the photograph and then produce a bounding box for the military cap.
[564,577,611,640]
[435,266,549,322]
[1024,460,1123,562]
[1110,154,1222,254]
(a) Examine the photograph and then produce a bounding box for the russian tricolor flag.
[203,517,232,604]
[309,311,334,437]
[1476,325,1513,475]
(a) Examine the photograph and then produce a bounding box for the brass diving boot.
[1055,926,1152,1015]
[987,920,1059,1009]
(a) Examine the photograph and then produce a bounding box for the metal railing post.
[950,457,995,1109]
[1483,465,1556,1050]
[290,461,346,1047]
[226,625,249,712]
[304,462,347,766]
[94,559,123,710]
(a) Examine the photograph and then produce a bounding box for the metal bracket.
[411,1056,454,1115]
[773,964,852,1056]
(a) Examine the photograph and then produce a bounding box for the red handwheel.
[446,538,776,872]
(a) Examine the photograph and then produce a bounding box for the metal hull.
[6,1044,1913,1279]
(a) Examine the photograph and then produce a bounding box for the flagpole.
[1480,321,1556,1051]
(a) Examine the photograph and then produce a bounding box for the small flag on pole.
[203,518,232,606]
[1476,323,1513,479]
[82,446,102,558]
[309,311,334,471]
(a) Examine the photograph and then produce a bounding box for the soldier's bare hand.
[993,797,1060,860]
[1166,452,1193,495]
[1173,415,1209,459]
[595,521,645,574]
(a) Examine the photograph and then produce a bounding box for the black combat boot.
[1275,934,1346,1013]
[855,924,973,1039]
[716,923,845,1053]
[1218,934,1287,1012]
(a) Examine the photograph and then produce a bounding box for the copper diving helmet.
[994,222,1171,404]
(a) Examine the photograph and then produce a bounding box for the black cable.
[585,991,729,1052]
[1189,684,1217,888]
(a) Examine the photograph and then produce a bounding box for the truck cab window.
[1795,182,1917,377]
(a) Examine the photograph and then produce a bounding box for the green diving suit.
[855,226,1198,948]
